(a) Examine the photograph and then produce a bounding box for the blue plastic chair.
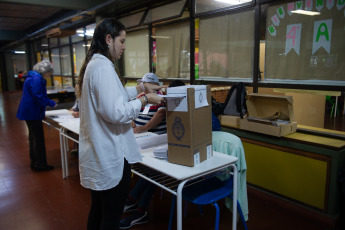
[168,132,248,230]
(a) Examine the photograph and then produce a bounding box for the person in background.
[17,70,25,89]
[16,60,57,171]
[132,73,166,134]
[76,18,165,230]
[69,83,80,157]
[69,84,80,118]
[120,79,185,229]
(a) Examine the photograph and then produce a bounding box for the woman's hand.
[145,93,165,105]
[144,83,166,93]
[131,121,136,128]
[133,125,147,133]
[72,111,79,118]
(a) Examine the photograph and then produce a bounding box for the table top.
[51,113,238,181]
[46,86,75,94]
[138,147,238,181]
[45,109,78,123]
[59,121,80,134]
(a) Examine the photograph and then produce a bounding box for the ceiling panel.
[0,0,179,50]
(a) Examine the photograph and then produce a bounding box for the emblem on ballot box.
[172,117,185,141]
[174,98,181,106]
[199,92,203,103]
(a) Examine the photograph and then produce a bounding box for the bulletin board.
[265,0,345,82]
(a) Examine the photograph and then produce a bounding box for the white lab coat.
[79,54,142,190]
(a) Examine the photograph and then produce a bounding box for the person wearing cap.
[119,73,166,229]
[120,79,185,229]
[132,73,166,134]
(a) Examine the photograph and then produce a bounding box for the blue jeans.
[130,178,157,210]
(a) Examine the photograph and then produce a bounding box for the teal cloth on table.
[212,131,249,221]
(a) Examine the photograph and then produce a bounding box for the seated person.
[132,73,166,134]
[119,78,185,229]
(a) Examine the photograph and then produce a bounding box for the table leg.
[230,164,238,230]
[59,127,66,179]
[176,180,189,230]
[63,130,69,177]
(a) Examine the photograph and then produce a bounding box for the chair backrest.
[212,131,247,173]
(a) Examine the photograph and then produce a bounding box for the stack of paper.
[153,144,168,159]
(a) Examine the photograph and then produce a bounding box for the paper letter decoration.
[285,24,302,55]
[271,14,280,26]
[326,0,335,9]
[312,19,332,54]
[296,1,303,10]
[268,25,277,36]
[277,6,285,18]
[337,0,345,10]
[316,0,324,11]
[288,2,295,15]
[305,0,313,10]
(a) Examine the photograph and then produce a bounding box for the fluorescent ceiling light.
[215,0,249,5]
[41,44,48,47]
[291,10,321,16]
[14,51,25,54]
[149,35,171,39]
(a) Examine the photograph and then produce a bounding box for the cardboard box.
[240,93,297,137]
[166,85,213,167]
[220,115,241,127]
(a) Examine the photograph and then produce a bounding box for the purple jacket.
[16,71,56,120]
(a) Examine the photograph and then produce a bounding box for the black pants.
[87,159,131,230]
[25,120,48,167]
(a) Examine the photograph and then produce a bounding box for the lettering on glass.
[316,0,324,11]
[271,14,280,26]
[296,1,303,10]
[312,19,332,54]
[268,25,277,36]
[285,24,302,55]
[288,2,295,15]
[326,0,335,9]
[305,0,313,10]
[277,6,285,18]
[337,0,345,10]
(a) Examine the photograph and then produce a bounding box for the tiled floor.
[0,90,342,230]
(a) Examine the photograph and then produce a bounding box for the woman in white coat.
[76,18,164,230]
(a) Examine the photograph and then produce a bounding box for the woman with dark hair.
[76,18,165,230]
[16,60,57,171]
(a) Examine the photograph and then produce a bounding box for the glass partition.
[50,48,61,75]
[49,38,58,47]
[73,42,86,76]
[155,21,190,79]
[72,27,85,43]
[85,23,96,39]
[263,0,345,86]
[60,46,72,76]
[123,30,150,78]
[60,37,70,46]
[120,11,145,28]
[195,0,253,14]
[144,0,187,24]
[197,10,255,81]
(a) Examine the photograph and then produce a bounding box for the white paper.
[134,132,157,139]
[194,152,200,166]
[153,144,168,159]
[166,85,208,112]
[207,145,213,159]
[136,133,167,149]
